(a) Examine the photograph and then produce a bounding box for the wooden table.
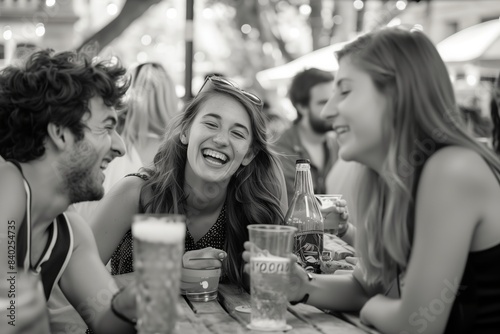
[176,284,378,334]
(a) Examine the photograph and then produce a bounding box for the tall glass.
[247,225,297,331]
[133,214,186,334]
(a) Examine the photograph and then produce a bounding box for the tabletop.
[176,284,379,334]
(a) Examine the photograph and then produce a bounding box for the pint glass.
[247,225,297,331]
[133,214,186,334]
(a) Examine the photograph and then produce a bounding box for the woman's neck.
[184,178,228,213]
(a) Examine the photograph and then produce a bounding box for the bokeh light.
[353,0,364,11]
[35,23,45,37]
[107,3,118,16]
[241,24,252,34]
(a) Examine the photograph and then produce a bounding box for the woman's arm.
[304,264,378,311]
[361,147,490,334]
[243,241,379,311]
[89,176,144,263]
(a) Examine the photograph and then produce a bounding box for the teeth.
[203,149,228,162]
[335,126,349,135]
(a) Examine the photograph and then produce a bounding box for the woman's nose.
[212,131,229,146]
[320,95,338,122]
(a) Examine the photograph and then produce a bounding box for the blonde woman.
[245,27,500,333]
[121,62,180,167]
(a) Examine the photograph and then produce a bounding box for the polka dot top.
[110,180,227,275]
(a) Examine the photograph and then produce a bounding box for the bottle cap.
[296,159,310,164]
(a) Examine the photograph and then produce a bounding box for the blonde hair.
[121,62,179,152]
[338,28,500,287]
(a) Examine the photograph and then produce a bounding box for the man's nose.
[111,131,126,158]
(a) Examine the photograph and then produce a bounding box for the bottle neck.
[294,164,314,195]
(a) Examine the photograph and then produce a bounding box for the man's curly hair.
[0,49,129,162]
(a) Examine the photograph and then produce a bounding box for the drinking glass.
[315,194,343,235]
[180,267,221,302]
[133,214,186,334]
[247,224,297,331]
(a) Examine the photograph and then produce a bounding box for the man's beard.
[57,140,105,204]
[309,111,333,134]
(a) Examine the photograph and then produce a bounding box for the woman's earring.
[180,134,187,145]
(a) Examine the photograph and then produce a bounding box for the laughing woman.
[90,76,287,287]
[244,27,500,334]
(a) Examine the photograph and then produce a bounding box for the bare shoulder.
[105,174,146,201]
[421,146,495,188]
[0,162,27,220]
[0,162,24,189]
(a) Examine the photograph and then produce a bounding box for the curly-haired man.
[0,50,137,333]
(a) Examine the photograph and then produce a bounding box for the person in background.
[273,68,338,205]
[89,75,288,289]
[491,72,500,154]
[458,105,492,144]
[245,27,500,333]
[261,100,290,142]
[0,50,137,333]
[72,62,180,222]
[121,62,180,167]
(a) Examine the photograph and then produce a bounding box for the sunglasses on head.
[197,75,263,108]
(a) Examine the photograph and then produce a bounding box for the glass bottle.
[283,159,324,273]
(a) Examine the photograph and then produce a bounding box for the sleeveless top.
[10,161,74,300]
[110,173,227,275]
[406,150,500,333]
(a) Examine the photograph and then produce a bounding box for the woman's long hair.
[141,83,285,286]
[338,27,500,287]
[121,62,179,152]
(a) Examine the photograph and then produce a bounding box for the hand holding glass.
[316,194,346,235]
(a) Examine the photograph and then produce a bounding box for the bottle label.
[294,231,323,273]
[295,164,310,172]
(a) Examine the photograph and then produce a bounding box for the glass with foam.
[247,225,296,331]
[132,214,186,334]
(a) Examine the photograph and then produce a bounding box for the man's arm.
[60,212,136,334]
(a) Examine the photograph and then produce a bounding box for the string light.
[396,0,407,11]
[35,23,45,37]
[353,0,364,11]
[3,26,12,40]
[107,3,118,16]
[46,0,56,7]
[241,24,252,34]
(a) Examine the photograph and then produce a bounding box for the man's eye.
[340,90,350,96]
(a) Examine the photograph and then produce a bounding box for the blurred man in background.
[273,68,338,204]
